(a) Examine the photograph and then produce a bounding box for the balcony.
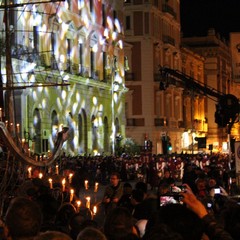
[162,4,177,19]
[91,70,100,80]
[155,118,168,127]
[163,35,175,46]
[127,118,145,126]
[79,66,90,78]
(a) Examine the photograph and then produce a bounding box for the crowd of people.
[0,152,240,240]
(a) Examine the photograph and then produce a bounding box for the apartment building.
[182,29,234,152]
[123,0,186,154]
[123,1,238,154]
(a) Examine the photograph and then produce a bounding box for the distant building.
[229,32,240,142]
[123,0,239,154]
[180,47,207,153]
[182,29,236,151]
[123,0,183,154]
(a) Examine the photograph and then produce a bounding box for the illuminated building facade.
[182,29,234,152]
[229,33,240,143]
[0,0,127,156]
[180,47,207,153]
[123,1,238,154]
[123,0,184,154]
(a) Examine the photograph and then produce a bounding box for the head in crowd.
[123,182,133,195]
[158,183,171,195]
[77,227,107,240]
[194,177,208,198]
[110,172,121,187]
[69,208,94,240]
[131,189,144,205]
[35,191,61,231]
[135,182,147,194]
[103,207,138,240]
[34,230,72,240]
[142,223,183,240]
[221,201,240,240]
[4,197,43,240]
[54,202,76,234]
[145,204,204,240]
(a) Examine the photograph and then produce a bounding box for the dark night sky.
[180,0,240,40]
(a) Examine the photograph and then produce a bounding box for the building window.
[103,52,107,81]
[33,26,39,51]
[90,49,96,79]
[67,0,71,10]
[79,43,83,74]
[78,0,83,15]
[113,10,117,31]
[126,16,131,30]
[102,4,106,27]
[89,0,93,13]
[51,32,56,52]
[66,39,71,72]
[144,12,149,34]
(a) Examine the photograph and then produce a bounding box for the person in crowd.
[207,176,228,197]
[77,227,107,240]
[69,208,94,240]
[34,231,72,240]
[181,184,234,240]
[229,175,240,195]
[158,182,171,196]
[144,184,234,240]
[194,177,209,200]
[102,172,123,214]
[132,182,158,221]
[103,207,139,240]
[148,161,159,190]
[182,163,198,192]
[158,169,175,187]
[117,182,133,212]
[131,188,145,220]
[220,201,240,240]
[3,197,43,240]
[54,202,77,235]
[35,191,61,232]
[142,223,183,240]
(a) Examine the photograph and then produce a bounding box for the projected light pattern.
[2,0,127,155]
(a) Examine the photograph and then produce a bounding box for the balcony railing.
[127,118,145,126]
[162,4,177,19]
[154,118,168,127]
[163,35,175,46]
[91,70,100,80]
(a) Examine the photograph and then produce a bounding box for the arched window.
[33,108,41,154]
[91,115,98,152]
[51,110,59,148]
[78,109,88,154]
[103,117,109,153]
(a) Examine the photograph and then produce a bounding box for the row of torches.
[0,114,99,213]
[27,165,99,216]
